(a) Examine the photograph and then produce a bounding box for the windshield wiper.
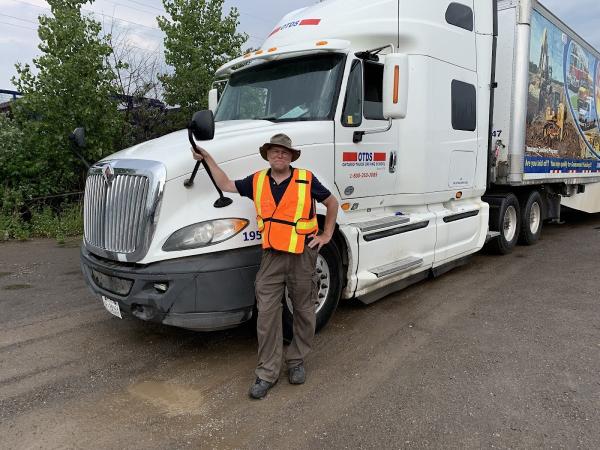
[255,116,279,122]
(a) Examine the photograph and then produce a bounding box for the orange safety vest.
[253,168,319,254]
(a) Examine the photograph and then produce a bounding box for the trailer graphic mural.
[525,10,600,174]
[596,60,600,133]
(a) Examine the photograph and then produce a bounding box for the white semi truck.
[80,0,600,334]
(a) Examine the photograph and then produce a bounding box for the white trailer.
[80,0,600,334]
[492,0,600,249]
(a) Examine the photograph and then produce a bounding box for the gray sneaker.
[288,365,305,384]
[249,377,276,399]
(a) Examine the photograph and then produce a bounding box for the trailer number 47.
[491,130,503,137]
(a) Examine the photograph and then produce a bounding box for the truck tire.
[282,237,343,343]
[519,190,543,245]
[486,193,521,254]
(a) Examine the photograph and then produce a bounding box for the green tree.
[0,113,26,212]
[157,0,247,120]
[11,0,123,200]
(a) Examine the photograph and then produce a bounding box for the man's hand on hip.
[307,232,331,251]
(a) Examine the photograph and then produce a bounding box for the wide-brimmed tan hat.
[259,133,301,162]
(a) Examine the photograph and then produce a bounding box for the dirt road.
[1,213,599,449]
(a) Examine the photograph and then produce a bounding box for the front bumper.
[80,245,262,331]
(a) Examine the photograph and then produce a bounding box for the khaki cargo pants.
[254,246,319,383]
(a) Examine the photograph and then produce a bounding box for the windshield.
[215,54,345,122]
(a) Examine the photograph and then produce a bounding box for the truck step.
[350,215,410,233]
[369,256,423,278]
[485,231,501,243]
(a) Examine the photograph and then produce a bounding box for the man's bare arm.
[191,147,238,193]
[307,194,339,250]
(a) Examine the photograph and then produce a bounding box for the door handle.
[389,151,397,173]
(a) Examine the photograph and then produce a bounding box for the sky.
[0,0,316,98]
[0,0,599,99]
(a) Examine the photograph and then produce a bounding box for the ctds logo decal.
[268,19,321,37]
[342,152,386,163]
[341,152,387,180]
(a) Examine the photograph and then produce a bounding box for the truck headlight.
[162,218,249,251]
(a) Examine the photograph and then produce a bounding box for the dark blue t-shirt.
[234,168,331,204]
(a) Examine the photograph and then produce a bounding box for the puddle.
[128,381,205,416]
[3,284,32,290]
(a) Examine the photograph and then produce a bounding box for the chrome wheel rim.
[285,254,330,314]
[529,202,541,234]
[503,205,517,242]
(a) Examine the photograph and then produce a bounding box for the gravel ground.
[1,211,599,449]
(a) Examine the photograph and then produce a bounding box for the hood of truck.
[103,120,332,182]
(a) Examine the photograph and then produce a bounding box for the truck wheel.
[282,237,343,342]
[487,193,521,254]
[519,190,543,245]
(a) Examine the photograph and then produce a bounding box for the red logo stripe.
[268,27,281,37]
[373,153,386,161]
[343,152,357,162]
[300,19,321,26]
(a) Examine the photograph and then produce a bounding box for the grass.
[0,202,84,243]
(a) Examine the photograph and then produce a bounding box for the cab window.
[239,86,268,118]
[363,61,385,120]
[341,60,363,127]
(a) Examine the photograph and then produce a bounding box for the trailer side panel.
[494,1,600,189]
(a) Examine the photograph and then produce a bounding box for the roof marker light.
[316,41,328,46]
[268,47,277,53]
[255,50,264,55]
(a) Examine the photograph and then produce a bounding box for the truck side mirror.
[189,110,215,141]
[382,53,409,119]
[68,127,90,169]
[186,109,231,207]
[208,88,219,113]
[70,127,86,148]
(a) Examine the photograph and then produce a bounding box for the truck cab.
[80,0,496,332]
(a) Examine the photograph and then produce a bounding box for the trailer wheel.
[283,237,343,343]
[487,193,521,254]
[519,190,543,245]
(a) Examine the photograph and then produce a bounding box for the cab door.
[334,59,398,199]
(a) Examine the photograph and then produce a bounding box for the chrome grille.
[84,174,149,253]
[83,159,166,262]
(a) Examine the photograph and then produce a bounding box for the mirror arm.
[184,129,233,208]
[353,118,393,143]
[355,43,395,61]
[185,130,219,191]
[72,149,91,170]
[68,131,91,169]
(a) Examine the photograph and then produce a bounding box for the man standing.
[191,133,339,399]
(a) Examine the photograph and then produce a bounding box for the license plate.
[102,296,122,319]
